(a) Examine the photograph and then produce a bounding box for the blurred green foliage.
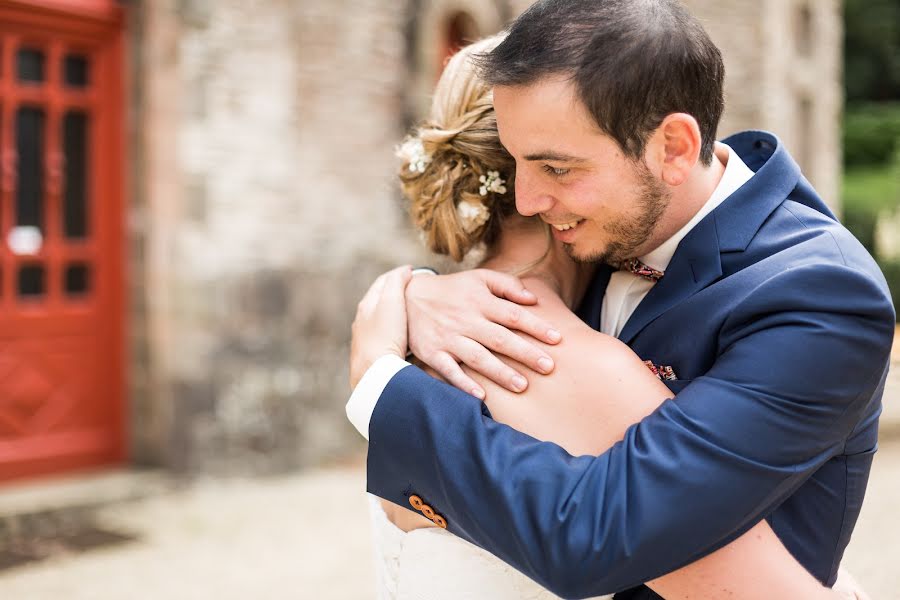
[842,161,900,253]
[842,150,900,317]
[843,103,900,167]
[842,0,900,318]
[844,0,900,103]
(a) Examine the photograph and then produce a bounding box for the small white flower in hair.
[479,170,507,196]
[457,199,490,233]
[397,138,431,174]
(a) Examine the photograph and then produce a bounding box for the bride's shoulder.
[517,275,633,356]
[518,275,571,309]
[518,275,593,331]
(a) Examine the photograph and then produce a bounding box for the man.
[348,0,894,597]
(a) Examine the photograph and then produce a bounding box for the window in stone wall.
[795,2,814,57]
[797,95,814,174]
[438,11,479,76]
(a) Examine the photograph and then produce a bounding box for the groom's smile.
[545,218,585,244]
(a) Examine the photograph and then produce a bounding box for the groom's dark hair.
[478,0,725,166]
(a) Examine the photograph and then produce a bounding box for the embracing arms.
[352,263,893,597]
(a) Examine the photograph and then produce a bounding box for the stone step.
[0,469,171,549]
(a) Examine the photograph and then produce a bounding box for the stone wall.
[508,0,843,209]
[684,0,842,212]
[132,0,423,474]
[129,0,843,476]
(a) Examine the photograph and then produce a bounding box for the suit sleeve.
[365,263,895,598]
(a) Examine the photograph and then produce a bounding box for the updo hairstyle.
[398,36,516,262]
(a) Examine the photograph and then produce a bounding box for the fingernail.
[547,329,562,343]
[472,388,485,400]
[512,375,527,392]
[538,357,554,373]
[521,289,536,300]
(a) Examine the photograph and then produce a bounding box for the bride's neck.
[479,214,587,309]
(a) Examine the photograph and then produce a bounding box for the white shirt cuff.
[346,353,411,440]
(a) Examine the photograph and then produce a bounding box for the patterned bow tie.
[620,258,664,282]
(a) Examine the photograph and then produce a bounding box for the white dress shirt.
[346,143,755,440]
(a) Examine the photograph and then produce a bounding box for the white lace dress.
[368,495,614,600]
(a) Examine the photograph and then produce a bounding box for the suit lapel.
[576,264,613,331]
[616,131,808,344]
[618,210,723,345]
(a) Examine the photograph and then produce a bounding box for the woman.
[369,35,861,600]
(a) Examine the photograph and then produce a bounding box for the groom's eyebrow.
[523,150,587,163]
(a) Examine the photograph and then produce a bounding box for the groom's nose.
[514,171,554,217]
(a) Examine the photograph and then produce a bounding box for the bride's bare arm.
[382,265,850,598]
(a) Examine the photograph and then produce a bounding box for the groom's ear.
[646,113,702,187]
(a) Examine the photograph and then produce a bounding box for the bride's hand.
[405,269,561,398]
[350,266,413,390]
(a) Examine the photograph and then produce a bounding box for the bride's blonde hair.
[398,35,517,262]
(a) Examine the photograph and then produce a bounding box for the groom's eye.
[543,165,570,177]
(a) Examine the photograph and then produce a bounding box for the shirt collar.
[639,142,754,272]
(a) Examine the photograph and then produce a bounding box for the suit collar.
[714,130,804,252]
[639,142,753,272]
[595,131,821,343]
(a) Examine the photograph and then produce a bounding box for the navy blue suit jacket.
[366,131,895,598]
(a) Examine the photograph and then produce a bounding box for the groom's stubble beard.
[564,162,672,267]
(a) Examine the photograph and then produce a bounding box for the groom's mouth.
[547,218,585,242]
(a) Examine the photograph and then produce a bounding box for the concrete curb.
[0,470,172,542]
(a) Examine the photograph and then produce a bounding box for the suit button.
[408,495,424,511]
[421,504,435,519]
[433,514,447,529]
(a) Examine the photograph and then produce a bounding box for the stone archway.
[409,0,505,119]
[437,11,480,78]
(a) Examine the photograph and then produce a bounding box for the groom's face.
[494,78,671,265]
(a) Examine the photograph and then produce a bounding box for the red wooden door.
[0,0,125,483]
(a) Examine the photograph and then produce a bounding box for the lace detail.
[367,495,613,600]
[369,495,405,600]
